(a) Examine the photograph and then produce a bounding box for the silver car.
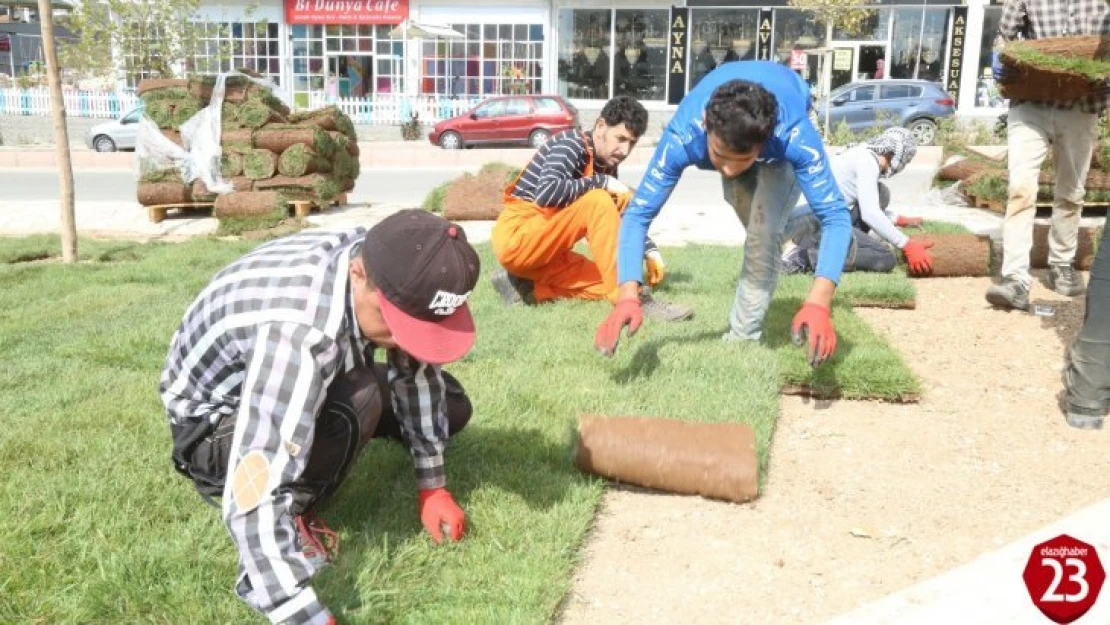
[813,79,956,145]
[84,105,144,152]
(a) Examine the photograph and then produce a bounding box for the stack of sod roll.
[135,74,360,218]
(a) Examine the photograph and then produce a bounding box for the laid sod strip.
[778,271,916,310]
[915,220,972,235]
[0,238,919,623]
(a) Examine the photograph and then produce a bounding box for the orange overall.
[491,144,631,303]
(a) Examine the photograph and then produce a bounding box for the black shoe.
[1047,263,1086,297]
[490,268,535,306]
[985,278,1029,311]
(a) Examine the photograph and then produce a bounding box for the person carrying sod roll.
[594,61,853,367]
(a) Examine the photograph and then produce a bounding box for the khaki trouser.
[1001,103,1098,287]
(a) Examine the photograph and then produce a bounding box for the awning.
[388,20,464,40]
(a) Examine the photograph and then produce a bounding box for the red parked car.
[428,94,580,150]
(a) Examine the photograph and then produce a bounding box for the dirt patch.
[560,275,1110,625]
[442,170,507,221]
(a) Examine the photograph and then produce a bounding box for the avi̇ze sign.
[284,0,409,25]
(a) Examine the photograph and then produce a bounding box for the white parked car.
[84,105,144,152]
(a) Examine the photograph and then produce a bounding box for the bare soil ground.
[559,274,1110,625]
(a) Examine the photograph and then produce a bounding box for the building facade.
[179,0,1007,117]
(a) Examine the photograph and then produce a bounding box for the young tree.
[787,0,878,136]
[59,0,257,84]
[38,0,76,262]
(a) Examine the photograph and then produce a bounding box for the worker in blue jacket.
[594,61,853,366]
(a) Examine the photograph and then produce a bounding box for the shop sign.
[790,49,807,70]
[667,8,689,105]
[833,48,852,72]
[946,7,969,107]
[284,0,409,25]
[756,10,772,61]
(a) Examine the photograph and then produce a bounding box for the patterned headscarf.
[859,127,918,178]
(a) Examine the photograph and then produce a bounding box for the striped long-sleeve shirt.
[159,228,449,624]
[999,0,1110,113]
[510,130,616,208]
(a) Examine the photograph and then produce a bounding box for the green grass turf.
[0,235,918,623]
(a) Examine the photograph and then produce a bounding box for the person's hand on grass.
[791,302,836,367]
[595,293,643,357]
[419,487,465,544]
[902,238,935,276]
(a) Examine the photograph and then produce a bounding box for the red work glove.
[594,295,643,357]
[418,487,466,544]
[895,215,923,228]
[791,302,837,367]
[902,238,935,276]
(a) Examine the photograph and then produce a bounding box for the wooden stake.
[37,0,77,263]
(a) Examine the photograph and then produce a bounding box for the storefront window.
[977,7,1007,108]
[186,22,281,85]
[558,9,613,100]
[689,9,759,90]
[613,10,668,100]
[289,24,407,108]
[890,8,951,81]
[833,9,890,41]
[419,23,542,97]
[558,8,669,102]
[772,9,826,90]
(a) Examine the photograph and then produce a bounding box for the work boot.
[294,510,339,567]
[490,268,535,306]
[781,245,811,275]
[985,278,1029,311]
[640,290,694,322]
[1047,263,1086,297]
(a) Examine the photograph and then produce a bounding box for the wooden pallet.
[146,193,348,223]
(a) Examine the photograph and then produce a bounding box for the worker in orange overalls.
[490,95,693,322]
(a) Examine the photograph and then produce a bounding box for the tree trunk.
[822,21,834,141]
[38,0,77,263]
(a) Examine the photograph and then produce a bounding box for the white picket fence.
[308,93,482,126]
[0,87,482,125]
[0,88,141,118]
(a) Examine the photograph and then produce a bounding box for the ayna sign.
[284,0,409,25]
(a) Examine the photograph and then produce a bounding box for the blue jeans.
[787,203,895,273]
[721,161,802,340]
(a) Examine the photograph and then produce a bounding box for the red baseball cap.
[362,210,480,365]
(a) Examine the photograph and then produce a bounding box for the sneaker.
[490,268,535,306]
[985,278,1029,311]
[295,510,339,565]
[640,291,694,322]
[781,245,811,275]
[1065,405,1105,430]
[1047,264,1086,297]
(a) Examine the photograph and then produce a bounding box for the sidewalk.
[822,499,1110,625]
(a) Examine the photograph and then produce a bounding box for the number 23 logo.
[1042,557,1090,603]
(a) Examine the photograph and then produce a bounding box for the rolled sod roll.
[573,414,759,503]
[213,191,287,218]
[242,149,278,180]
[172,97,204,127]
[255,173,344,202]
[328,131,359,157]
[937,158,995,182]
[913,233,993,277]
[255,126,334,155]
[237,99,286,129]
[137,78,189,96]
[144,99,175,128]
[221,129,254,153]
[278,144,332,177]
[192,177,253,200]
[441,171,507,221]
[220,152,244,178]
[1030,224,1100,270]
[292,106,357,140]
[998,36,1109,103]
[139,167,183,184]
[137,182,191,206]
